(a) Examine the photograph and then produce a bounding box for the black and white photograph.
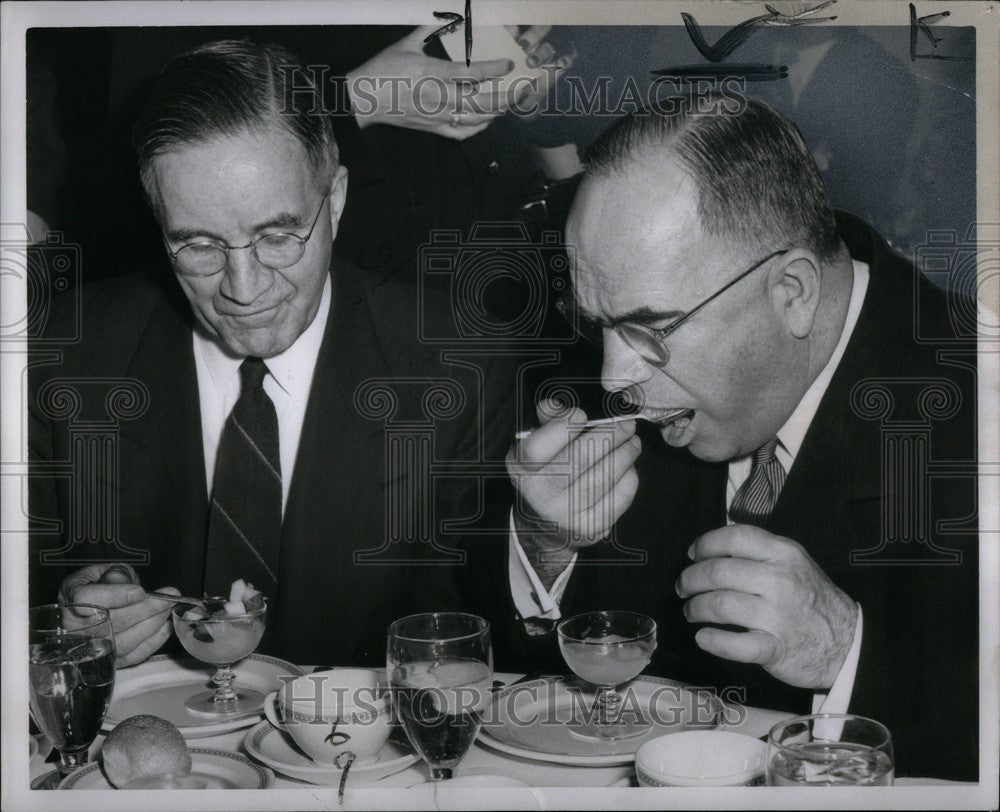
[1,1,997,809]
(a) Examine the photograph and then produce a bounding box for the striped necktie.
[203,357,282,599]
[729,437,786,526]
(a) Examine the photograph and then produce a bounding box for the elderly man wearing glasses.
[30,39,517,670]
[505,99,978,780]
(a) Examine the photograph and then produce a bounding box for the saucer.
[58,748,274,790]
[242,720,419,786]
[104,653,304,738]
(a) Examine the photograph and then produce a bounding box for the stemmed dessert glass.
[557,610,657,741]
[171,598,267,718]
[387,613,493,781]
[29,604,116,789]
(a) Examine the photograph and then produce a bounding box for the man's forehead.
[567,160,707,313]
[166,125,303,167]
[150,128,316,231]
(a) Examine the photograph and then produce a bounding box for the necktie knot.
[753,436,780,467]
[730,437,786,527]
[239,357,269,392]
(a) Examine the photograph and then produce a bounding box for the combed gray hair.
[133,39,338,217]
[585,97,840,262]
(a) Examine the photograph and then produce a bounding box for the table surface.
[29,670,966,792]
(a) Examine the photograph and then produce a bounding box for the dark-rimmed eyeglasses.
[560,249,790,367]
[162,194,329,277]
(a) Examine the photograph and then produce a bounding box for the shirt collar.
[776,258,869,465]
[194,274,331,403]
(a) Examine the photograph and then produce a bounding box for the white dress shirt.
[193,275,331,514]
[511,260,870,713]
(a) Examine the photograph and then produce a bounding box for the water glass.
[387,613,492,781]
[29,604,115,789]
[766,714,894,786]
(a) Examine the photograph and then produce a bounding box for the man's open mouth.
[643,407,695,428]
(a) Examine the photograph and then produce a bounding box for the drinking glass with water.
[29,603,116,789]
[387,613,492,781]
[766,714,894,786]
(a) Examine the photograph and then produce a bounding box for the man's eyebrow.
[165,212,305,244]
[584,306,686,328]
[165,226,220,243]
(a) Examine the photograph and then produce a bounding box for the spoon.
[145,590,209,611]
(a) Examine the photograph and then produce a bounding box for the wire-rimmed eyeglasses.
[162,193,329,277]
[558,249,790,367]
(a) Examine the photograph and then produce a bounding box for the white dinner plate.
[58,747,274,790]
[104,653,304,738]
[243,719,419,786]
[478,676,723,767]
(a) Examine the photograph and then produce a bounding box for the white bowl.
[635,730,767,787]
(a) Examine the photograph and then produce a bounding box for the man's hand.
[676,526,858,689]
[345,26,573,140]
[507,399,641,589]
[59,563,180,668]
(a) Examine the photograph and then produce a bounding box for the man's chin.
[214,326,297,359]
[658,425,734,463]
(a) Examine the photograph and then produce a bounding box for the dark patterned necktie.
[729,437,786,526]
[203,357,282,598]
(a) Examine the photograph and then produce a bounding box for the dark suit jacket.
[480,213,979,780]
[29,255,516,668]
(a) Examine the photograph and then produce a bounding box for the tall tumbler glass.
[29,604,116,789]
[387,613,492,781]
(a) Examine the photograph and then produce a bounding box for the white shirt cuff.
[812,604,863,714]
[508,511,576,622]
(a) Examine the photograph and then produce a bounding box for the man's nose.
[218,247,274,304]
[601,328,653,393]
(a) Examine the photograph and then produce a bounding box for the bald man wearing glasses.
[505,99,978,780]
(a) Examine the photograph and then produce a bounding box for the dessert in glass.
[557,610,657,741]
[171,579,266,718]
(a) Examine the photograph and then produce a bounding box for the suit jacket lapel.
[275,257,396,662]
[768,213,888,541]
[283,256,390,520]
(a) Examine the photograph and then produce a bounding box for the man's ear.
[327,165,349,240]
[770,249,822,339]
